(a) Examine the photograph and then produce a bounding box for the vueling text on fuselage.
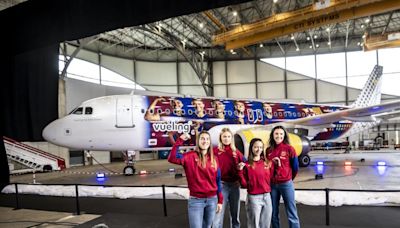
[152,121,192,133]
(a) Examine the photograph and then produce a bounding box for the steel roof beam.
[213,0,400,50]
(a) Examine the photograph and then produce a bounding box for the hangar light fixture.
[199,22,204,28]
[307,36,310,41]
[273,0,278,3]
[365,18,371,23]
[259,43,264,47]
[377,161,387,166]
[344,161,352,166]
[233,11,238,17]
[139,170,147,175]
[316,161,324,165]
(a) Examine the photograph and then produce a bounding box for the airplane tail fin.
[350,65,383,108]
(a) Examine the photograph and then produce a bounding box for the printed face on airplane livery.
[213,100,225,119]
[263,103,273,119]
[273,128,285,145]
[220,131,232,146]
[198,133,211,151]
[252,140,264,157]
[213,100,225,112]
[192,99,205,112]
[171,99,183,110]
[234,101,245,113]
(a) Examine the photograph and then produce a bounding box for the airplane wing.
[284,99,400,126]
[373,110,400,120]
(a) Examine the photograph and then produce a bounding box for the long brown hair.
[218,127,237,152]
[248,138,269,168]
[195,131,217,169]
[267,125,290,153]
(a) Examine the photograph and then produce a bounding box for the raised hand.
[180,133,191,141]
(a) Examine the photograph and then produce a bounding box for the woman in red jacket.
[238,138,278,228]
[168,131,223,228]
[266,125,300,228]
[212,127,244,228]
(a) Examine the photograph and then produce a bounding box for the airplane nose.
[42,120,58,143]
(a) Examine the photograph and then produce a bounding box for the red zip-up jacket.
[168,138,223,204]
[213,145,244,183]
[267,143,299,184]
[238,159,275,195]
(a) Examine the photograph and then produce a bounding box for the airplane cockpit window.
[85,107,93,115]
[72,107,83,115]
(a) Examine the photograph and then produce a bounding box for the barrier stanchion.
[162,184,167,216]
[14,183,20,210]
[75,184,81,215]
[325,188,330,226]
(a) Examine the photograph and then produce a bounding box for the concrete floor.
[9,150,400,191]
[0,207,100,228]
[3,149,400,228]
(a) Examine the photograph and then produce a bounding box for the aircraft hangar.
[1,0,400,227]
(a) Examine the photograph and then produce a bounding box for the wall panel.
[102,55,134,81]
[227,84,256,98]
[257,61,284,82]
[317,80,345,103]
[213,61,226,84]
[136,61,176,85]
[227,60,255,83]
[287,80,315,103]
[214,85,227,98]
[257,82,285,99]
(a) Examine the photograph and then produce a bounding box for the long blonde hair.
[218,128,237,152]
[195,131,217,169]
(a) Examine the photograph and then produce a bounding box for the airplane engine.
[234,129,311,167]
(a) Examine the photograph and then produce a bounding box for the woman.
[168,131,222,228]
[212,128,244,228]
[266,125,300,228]
[238,138,278,228]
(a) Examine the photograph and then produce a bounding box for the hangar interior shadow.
[0,194,399,228]
[0,0,251,189]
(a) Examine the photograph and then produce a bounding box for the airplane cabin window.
[73,107,83,115]
[85,107,93,115]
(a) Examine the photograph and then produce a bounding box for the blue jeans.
[246,193,272,228]
[212,182,241,228]
[188,195,218,228]
[271,180,300,228]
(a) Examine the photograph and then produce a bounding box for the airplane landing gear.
[123,165,136,176]
[123,150,137,176]
[299,154,310,167]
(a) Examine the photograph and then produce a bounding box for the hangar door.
[116,96,134,127]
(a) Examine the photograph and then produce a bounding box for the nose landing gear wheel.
[124,166,136,176]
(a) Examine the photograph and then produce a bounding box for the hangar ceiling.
[64,0,400,61]
[3,0,400,61]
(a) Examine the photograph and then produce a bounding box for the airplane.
[42,65,400,175]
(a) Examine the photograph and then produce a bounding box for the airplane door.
[116,97,134,128]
